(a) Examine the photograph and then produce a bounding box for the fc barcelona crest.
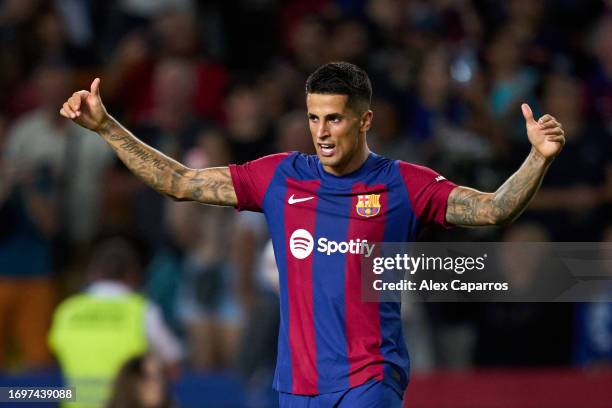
[356,194,381,217]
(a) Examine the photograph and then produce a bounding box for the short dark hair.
[87,237,141,281]
[305,62,372,112]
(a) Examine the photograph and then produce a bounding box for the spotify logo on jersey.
[289,229,314,259]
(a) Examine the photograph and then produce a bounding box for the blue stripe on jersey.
[393,160,420,241]
[378,162,415,394]
[266,152,320,392]
[264,157,292,392]
[311,183,352,392]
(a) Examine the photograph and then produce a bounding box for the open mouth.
[318,143,336,157]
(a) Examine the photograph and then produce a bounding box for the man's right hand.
[58,78,237,206]
[59,78,108,131]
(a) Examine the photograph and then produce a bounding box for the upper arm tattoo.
[182,167,238,206]
[446,187,497,226]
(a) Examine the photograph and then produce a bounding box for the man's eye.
[330,118,341,123]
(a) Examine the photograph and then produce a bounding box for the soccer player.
[60,62,565,407]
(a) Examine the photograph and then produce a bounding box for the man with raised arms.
[60,62,564,407]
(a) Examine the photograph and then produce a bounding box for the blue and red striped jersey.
[229,152,457,396]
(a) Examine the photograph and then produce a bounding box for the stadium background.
[0,0,611,407]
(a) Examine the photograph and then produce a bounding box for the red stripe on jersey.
[345,183,387,387]
[284,178,320,395]
[398,161,457,228]
[229,152,290,212]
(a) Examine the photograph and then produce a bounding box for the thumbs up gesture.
[59,78,108,131]
[521,103,565,159]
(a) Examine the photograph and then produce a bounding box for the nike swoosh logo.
[288,194,315,204]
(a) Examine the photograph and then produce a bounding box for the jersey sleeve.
[228,153,289,212]
[398,161,458,228]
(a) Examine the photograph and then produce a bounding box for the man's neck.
[323,144,371,177]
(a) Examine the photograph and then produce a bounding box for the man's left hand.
[521,103,566,159]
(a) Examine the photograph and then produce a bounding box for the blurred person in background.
[286,14,328,75]
[146,128,240,344]
[107,354,174,408]
[102,8,228,126]
[0,62,110,371]
[485,26,539,145]
[169,136,241,371]
[237,240,281,408]
[48,238,181,408]
[528,72,611,240]
[404,46,466,146]
[223,80,276,163]
[4,63,112,247]
[0,107,57,370]
[0,1,96,118]
[367,97,420,164]
[328,18,370,68]
[171,196,241,370]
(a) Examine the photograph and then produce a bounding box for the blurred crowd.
[0,0,611,406]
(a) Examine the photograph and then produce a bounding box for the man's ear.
[360,110,373,133]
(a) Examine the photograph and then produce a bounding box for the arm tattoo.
[446,148,552,226]
[186,167,237,206]
[97,116,237,206]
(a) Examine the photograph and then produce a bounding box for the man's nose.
[316,122,330,139]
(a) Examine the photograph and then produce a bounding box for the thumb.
[521,103,536,125]
[90,77,101,97]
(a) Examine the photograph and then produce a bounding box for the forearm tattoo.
[447,149,551,226]
[97,117,237,206]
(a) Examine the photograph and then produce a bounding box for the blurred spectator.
[485,26,538,142]
[103,9,228,126]
[237,240,280,408]
[107,354,174,408]
[0,1,95,117]
[528,72,612,240]
[404,46,464,143]
[328,18,369,66]
[224,80,275,163]
[156,140,242,371]
[137,58,204,157]
[146,130,235,336]
[0,108,57,369]
[173,196,241,370]
[368,97,422,163]
[276,109,315,155]
[48,238,181,408]
[4,63,112,245]
[286,14,328,74]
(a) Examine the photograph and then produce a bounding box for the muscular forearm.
[491,148,552,223]
[447,148,552,226]
[97,116,187,199]
[97,116,237,205]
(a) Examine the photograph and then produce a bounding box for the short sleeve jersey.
[229,152,457,396]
